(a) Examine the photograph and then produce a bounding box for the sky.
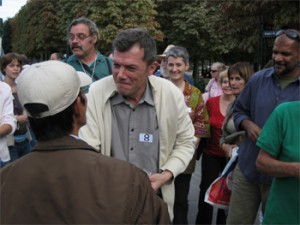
[0,0,28,21]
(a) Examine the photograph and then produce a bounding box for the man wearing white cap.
[0,61,170,224]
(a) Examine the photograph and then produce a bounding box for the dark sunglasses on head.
[276,29,299,43]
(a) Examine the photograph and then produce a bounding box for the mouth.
[72,46,82,51]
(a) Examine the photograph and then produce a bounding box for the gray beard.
[160,66,169,78]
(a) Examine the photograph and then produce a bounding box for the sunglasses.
[275,30,299,43]
[210,70,218,73]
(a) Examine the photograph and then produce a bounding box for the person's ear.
[148,61,159,76]
[73,97,82,117]
[185,63,190,71]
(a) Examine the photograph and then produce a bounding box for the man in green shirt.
[66,17,112,85]
[256,101,300,225]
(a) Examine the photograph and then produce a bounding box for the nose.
[115,66,127,80]
[273,53,283,62]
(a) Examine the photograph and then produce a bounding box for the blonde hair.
[211,62,226,72]
[218,69,229,84]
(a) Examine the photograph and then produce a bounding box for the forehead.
[8,58,21,65]
[113,45,146,65]
[229,72,241,77]
[167,56,185,63]
[273,35,299,53]
[70,23,90,33]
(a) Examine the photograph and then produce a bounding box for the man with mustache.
[227,29,300,225]
[66,17,112,85]
[79,28,195,220]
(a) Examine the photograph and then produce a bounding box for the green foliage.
[4,0,299,66]
[2,19,13,53]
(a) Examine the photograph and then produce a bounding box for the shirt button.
[131,128,134,132]
[130,147,133,151]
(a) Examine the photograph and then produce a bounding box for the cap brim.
[157,54,166,60]
[77,71,92,87]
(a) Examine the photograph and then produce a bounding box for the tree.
[9,0,163,60]
[2,19,13,53]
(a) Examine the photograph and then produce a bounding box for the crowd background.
[0,0,299,93]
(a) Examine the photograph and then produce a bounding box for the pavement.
[187,157,202,225]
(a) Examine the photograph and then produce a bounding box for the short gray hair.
[67,17,99,39]
[165,46,189,65]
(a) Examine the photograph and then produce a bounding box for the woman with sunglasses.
[202,62,227,104]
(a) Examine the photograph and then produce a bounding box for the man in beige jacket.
[79,28,195,219]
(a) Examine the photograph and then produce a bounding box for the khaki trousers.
[226,165,270,225]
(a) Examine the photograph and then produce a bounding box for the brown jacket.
[0,135,170,224]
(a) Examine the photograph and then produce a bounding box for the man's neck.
[79,50,97,65]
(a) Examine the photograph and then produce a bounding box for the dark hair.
[112,28,157,66]
[53,53,65,60]
[228,62,254,83]
[26,92,86,141]
[166,46,189,65]
[0,53,23,75]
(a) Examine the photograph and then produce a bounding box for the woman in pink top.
[202,62,227,104]
[196,69,235,225]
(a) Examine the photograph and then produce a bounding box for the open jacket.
[79,75,195,219]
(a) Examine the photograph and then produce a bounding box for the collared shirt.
[0,82,17,162]
[110,81,160,174]
[234,67,300,184]
[66,51,112,82]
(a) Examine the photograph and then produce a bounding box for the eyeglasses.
[68,33,93,41]
[275,30,299,43]
[211,70,218,73]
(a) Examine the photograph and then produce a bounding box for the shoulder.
[89,75,115,93]
[149,75,181,94]
[97,52,112,63]
[274,101,300,116]
[0,81,11,92]
[248,67,274,83]
[66,54,77,63]
[190,84,201,95]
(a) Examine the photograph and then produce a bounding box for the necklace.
[79,53,97,81]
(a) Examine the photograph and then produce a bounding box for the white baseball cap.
[17,60,92,118]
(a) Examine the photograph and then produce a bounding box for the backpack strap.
[105,57,112,75]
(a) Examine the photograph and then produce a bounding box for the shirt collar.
[111,79,154,107]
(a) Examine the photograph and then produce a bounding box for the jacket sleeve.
[132,169,171,224]
[79,89,102,151]
[1,84,16,134]
[159,84,195,177]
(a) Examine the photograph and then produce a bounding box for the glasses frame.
[275,29,299,43]
[68,33,93,42]
[210,70,219,73]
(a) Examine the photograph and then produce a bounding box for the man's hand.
[16,115,28,124]
[241,119,261,142]
[148,170,173,191]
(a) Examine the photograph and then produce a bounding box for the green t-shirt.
[257,101,300,225]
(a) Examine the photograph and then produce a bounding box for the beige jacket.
[79,75,195,219]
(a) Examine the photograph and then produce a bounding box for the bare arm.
[221,143,237,158]
[241,119,261,142]
[0,124,13,138]
[256,149,300,179]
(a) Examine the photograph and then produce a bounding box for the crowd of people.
[0,16,299,225]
